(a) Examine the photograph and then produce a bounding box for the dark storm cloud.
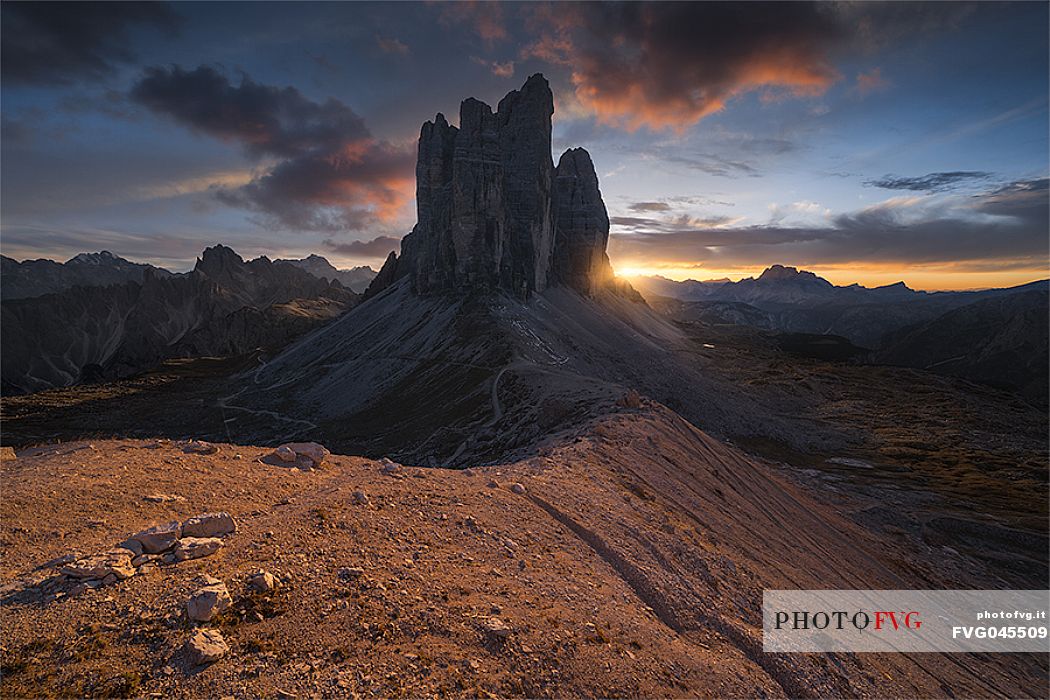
[521,1,970,130]
[1,1,179,85]
[524,1,843,129]
[973,177,1049,220]
[609,178,1049,267]
[866,171,994,192]
[130,65,414,231]
[323,236,401,257]
[130,65,371,159]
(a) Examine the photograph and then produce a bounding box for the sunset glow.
[1,1,1046,289]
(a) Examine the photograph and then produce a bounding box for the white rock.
[130,521,182,553]
[144,493,186,503]
[182,512,236,538]
[247,571,276,593]
[183,628,229,665]
[60,550,136,581]
[186,579,232,621]
[482,617,513,638]
[183,440,218,455]
[279,442,330,468]
[379,458,401,475]
[173,537,224,562]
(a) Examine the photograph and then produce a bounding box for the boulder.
[182,512,236,538]
[183,440,218,455]
[186,577,232,622]
[183,628,228,665]
[173,537,224,562]
[280,442,330,468]
[116,538,144,557]
[61,550,136,581]
[482,617,513,639]
[130,521,182,553]
[247,571,276,593]
[270,442,330,469]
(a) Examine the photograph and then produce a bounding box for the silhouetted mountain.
[633,266,922,308]
[365,74,617,299]
[276,254,376,293]
[635,268,1048,349]
[2,246,358,394]
[1,250,173,300]
[874,288,1049,406]
[227,76,829,463]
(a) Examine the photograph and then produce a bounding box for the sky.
[1,1,1047,291]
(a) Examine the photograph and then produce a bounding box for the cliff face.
[553,148,614,295]
[372,74,613,299]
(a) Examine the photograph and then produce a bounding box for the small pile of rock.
[269,442,330,470]
[53,513,236,591]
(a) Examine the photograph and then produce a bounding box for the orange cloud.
[525,2,847,130]
[438,1,506,45]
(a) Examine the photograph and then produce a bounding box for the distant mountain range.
[633,266,1049,405]
[1,246,361,394]
[2,250,377,298]
[1,250,173,300]
[275,255,376,293]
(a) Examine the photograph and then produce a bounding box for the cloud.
[628,202,671,212]
[609,178,1049,268]
[972,177,1049,220]
[470,56,515,78]
[523,2,844,130]
[659,152,760,177]
[130,65,414,231]
[1,2,179,85]
[866,171,994,192]
[855,67,891,95]
[323,236,401,258]
[376,36,410,55]
[439,1,507,45]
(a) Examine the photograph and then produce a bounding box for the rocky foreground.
[1,403,1046,698]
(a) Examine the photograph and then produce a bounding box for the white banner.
[763,590,1050,652]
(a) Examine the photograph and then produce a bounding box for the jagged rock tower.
[369,74,614,298]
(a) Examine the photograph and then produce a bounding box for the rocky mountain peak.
[68,251,122,266]
[757,264,830,286]
[369,74,615,299]
[195,244,245,278]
